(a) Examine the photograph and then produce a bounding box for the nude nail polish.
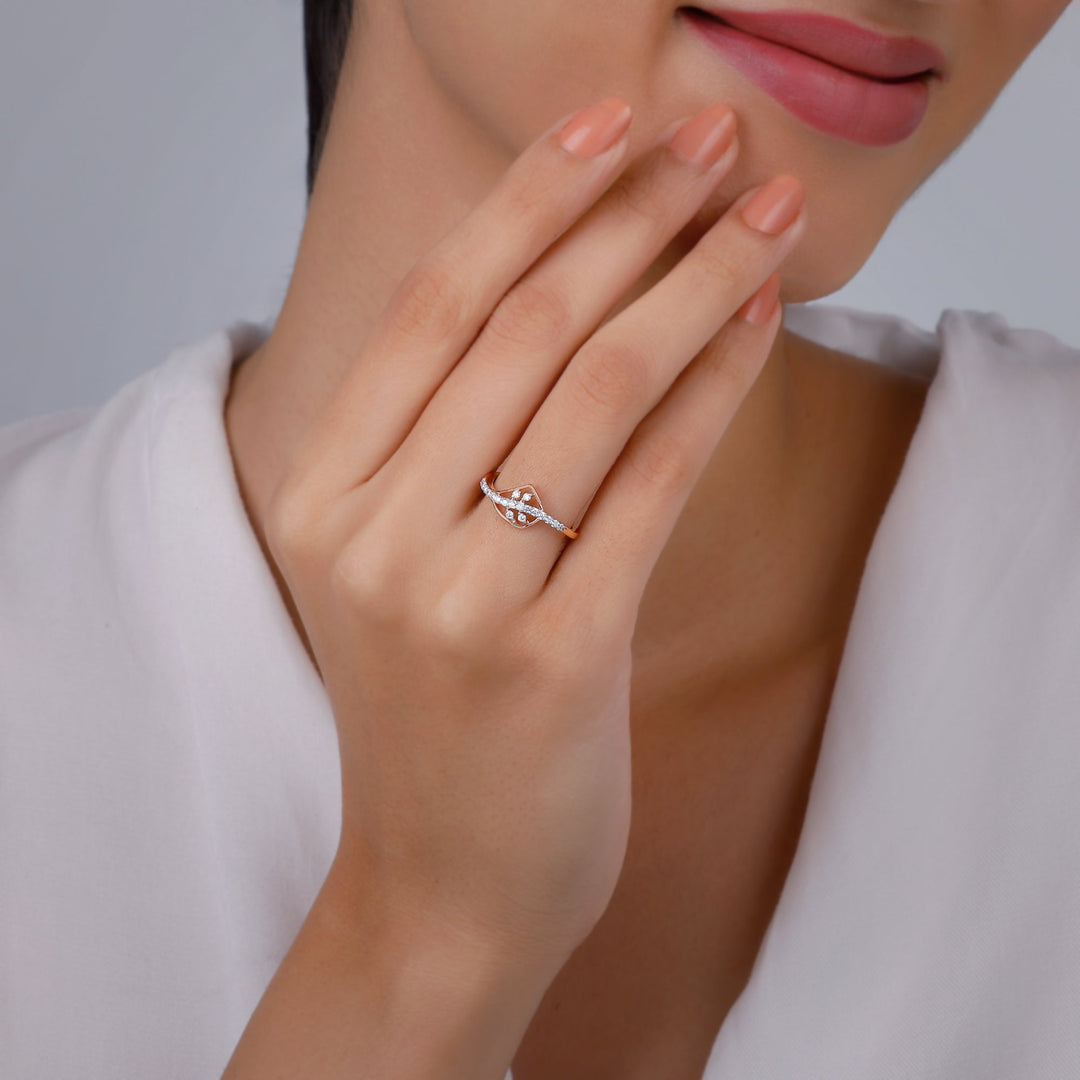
[668,105,736,167]
[740,273,782,325]
[741,175,805,235]
[559,96,633,158]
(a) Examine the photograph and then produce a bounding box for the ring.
[480,471,580,540]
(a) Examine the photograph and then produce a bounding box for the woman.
[1,1,1076,1078]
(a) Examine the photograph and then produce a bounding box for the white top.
[2,304,1079,1079]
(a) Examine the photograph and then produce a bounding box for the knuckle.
[536,642,588,693]
[700,335,764,396]
[504,166,562,223]
[420,583,496,658]
[537,625,626,703]
[623,428,692,491]
[484,277,573,351]
[608,168,668,226]
[265,482,322,563]
[569,339,650,418]
[387,257,466,343]
[330,539,404,618]
[510,616,584,688]
[694,242,744,293]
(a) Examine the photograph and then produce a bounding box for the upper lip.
[684,6,948,81]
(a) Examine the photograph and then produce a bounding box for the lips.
[685,6,947,81]
[679,7,947,146]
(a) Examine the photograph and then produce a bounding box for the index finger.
[289,95,635,502]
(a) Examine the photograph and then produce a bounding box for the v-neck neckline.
[149,307,958,1080]
[693,307,946,1074]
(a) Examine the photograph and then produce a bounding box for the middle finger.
[475,171,806,581]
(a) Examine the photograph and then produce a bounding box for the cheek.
[678,113,929,304]
[402,0,546,97]
[1004,0,1075,53]
[770,185,897,304]
[769,0,1074,302]
[398,0,1070,305]
[401,0,658,152]
[919,0,1072,163]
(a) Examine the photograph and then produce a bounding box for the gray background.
[2,1,1077,426]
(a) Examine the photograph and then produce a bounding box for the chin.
[779,271,852,305]
[677,157,890,306]
[775,228,884,304]
[692,163,890,305]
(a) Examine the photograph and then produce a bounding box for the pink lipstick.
[679,7,948,146]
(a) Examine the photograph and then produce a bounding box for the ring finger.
[393,102,740,507]
[470,170,805,591]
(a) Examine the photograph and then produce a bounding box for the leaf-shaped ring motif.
[479,472,580,540]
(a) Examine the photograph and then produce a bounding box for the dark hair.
[304,0,355,199]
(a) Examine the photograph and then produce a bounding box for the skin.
[223,2,1072,1076]
[228,0,1071,683]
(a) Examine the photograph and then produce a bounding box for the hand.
[264,94,806,969]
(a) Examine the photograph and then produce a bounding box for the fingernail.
[741,175,804,235]
[739,273,782,325]
[667,104,736,168]
[558,96,633,158]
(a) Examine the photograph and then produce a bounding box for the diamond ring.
[479,472,580,540]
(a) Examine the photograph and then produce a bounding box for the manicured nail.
[559,96,633,158]
[739,273,782,325]
[741,175,805,235]
[667,104,736,168]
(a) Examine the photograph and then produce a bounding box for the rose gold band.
[479,471,580,540]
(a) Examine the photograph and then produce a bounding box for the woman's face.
[397,0,1071,301]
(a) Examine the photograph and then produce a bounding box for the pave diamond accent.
[480,474,573,535]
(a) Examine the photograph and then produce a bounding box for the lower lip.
[680,9,932,147]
